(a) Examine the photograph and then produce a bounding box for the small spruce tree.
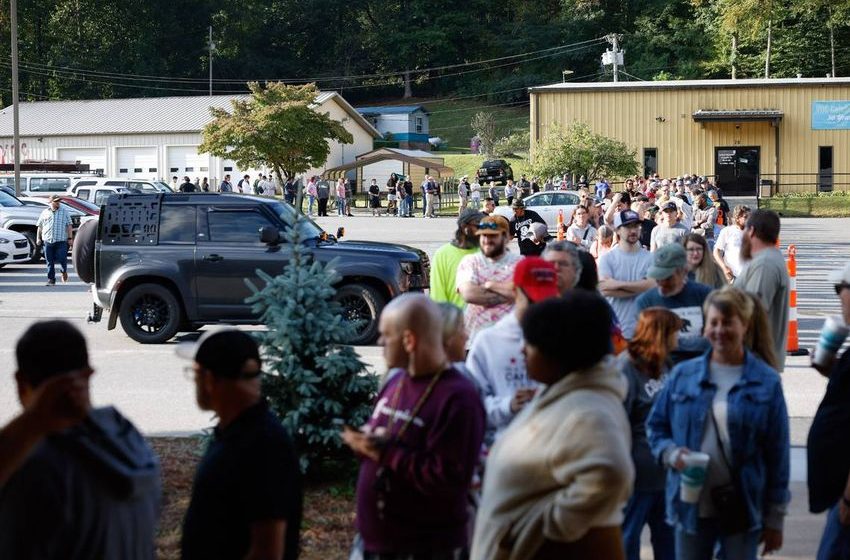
[246,221,377,473]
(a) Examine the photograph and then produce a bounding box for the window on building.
[170,167,179,173]
[119,168,128,173]
[149,168,157,173]
[643,148,658,178]
[819,146,834,192]
[159,206,197,243]
[206,210,274,243]
[224,166,233,172]
[185,167,194,172]
[200,167,209,172]
[416,116,423,133]
[134,168,143,173]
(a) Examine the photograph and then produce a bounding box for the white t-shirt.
[566,223,598,249]
[456,250,522,344]
[598,246,653,338]
[714,226,744,277]
[698,362,743,516]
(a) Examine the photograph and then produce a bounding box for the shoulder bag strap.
[709,405,734,471]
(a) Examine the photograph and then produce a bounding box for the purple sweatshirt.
[356,367,485,554]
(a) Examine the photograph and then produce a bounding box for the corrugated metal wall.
[531,83,850,193]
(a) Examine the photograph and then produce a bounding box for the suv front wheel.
[333,283,386,345]
[119,283,182,344]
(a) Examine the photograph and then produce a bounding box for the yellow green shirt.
[429,243,480,308]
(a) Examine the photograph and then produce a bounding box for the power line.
[13,37,607,86]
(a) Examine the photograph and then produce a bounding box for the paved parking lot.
[0,214,846,558]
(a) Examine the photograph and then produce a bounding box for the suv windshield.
[268,201,324,239]
[155,181,174,192]
[0,191,24,207]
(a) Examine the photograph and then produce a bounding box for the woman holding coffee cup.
[647,286,791,559]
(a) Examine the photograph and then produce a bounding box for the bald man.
[343,294,486,559]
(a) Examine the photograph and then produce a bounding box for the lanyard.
[384,368,445,445]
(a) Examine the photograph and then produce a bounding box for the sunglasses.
[835,283,850,296]
[477,222,500,230]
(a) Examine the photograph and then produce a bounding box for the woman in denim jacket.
[647,286,790,560]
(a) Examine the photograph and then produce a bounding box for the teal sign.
[812,101,850,130]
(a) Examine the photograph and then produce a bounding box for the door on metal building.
[715,147,760,196]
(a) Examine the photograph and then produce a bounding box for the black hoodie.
[0,407,161,559]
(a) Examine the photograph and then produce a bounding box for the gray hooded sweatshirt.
[0,406,161,559]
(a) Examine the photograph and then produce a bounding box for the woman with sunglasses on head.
[647,286,790,560]
[683,234,726,289]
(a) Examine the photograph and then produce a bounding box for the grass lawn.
[151,437,356,560]
[760,195,850,217]
[442,153,533,180]
[421,98,529,149]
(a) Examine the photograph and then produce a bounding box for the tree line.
[0,0,848,107]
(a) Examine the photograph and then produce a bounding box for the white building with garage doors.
[0,92,380,186]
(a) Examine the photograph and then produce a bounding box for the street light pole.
[11,0,21,197]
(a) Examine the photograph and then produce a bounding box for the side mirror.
[259,226,280,244]
[336,227,345,239]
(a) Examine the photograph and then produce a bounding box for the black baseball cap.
[177,328,262,378]
[619,210,641,227]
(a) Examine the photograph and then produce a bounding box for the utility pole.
[11,0,21,197]
[602,34,624,83]
[208,26,214,96]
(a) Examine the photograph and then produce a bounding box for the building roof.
[356,105,429,116]
[357,148,435,160]
[693,109,783,122]
[325,151,453,178]
[0,91,381,138]
[529,77,850,93]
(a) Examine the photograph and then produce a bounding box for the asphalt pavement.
[0,214,846,559]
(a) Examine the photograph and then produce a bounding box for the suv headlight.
[0,238,9,244]
[400,261,419,275]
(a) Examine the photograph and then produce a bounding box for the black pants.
[318,198,328,216]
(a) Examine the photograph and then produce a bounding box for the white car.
[68,178,173,205]
[0,228,31,268]
[493,190,582,232]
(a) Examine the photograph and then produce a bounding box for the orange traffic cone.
[786,244,808,356]
[557,209,565,241]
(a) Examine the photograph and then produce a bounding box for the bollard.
[557,209,565,241]
[786,244,809,356]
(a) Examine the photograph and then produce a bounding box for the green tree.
[200,81,353,185]
[470,111,499,158]
[246,220,377,473]
[531,122,639,180]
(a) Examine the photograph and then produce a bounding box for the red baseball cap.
[514,257,560,302]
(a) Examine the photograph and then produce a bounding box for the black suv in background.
[476,159,514,185]
[78,193,429,344]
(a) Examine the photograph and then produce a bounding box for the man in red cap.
[466,257,560,445]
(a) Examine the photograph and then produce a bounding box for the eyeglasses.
[686,247,704,253]
[835,283,850,296]
[549,260,575,269]
[477,222,500,230]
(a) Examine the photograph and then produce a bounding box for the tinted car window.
[105,181,126,187]
[159,205,197,243]
[527,194,552,207]
[207,210,274,243]
[74,180,97,189]
[94,190,114,205]
[551,193,579,206]
[0,191,24,207]
[77,189,91,201]
[29,177,71,192]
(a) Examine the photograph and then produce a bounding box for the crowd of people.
[2,173,850,560]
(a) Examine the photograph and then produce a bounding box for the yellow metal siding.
[531,84,850,193]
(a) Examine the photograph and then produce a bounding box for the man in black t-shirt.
[808,263,850,558]
[508,199,546,241]
[179,329,302,560]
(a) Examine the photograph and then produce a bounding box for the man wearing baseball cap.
[179,329,302,560]
[467,257,560,444]
[808,262,850,558]
[508,199,545,250]
[598,210,655,339]
[636,243,712,363]
[35,194,73,286]
[650,201,688,252]
[430,208,485,308]
[457,215,522,344]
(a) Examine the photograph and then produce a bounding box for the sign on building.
[812,101,850,130]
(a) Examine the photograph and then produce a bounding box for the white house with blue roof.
[355,105,430,149]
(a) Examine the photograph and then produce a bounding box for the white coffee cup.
[680,451,710,504]
[813,316,850,368]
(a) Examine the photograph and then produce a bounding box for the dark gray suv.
[81,193,429,344]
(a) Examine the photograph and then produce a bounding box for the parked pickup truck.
[77,193,429,344]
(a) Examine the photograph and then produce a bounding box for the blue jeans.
[308,195,315,214]
[337,198,346,216]
[622,490,674,560]
[676,520,759,560]
[44,240,68,283]
[818,502,850,560]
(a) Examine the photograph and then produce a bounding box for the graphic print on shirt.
[644,376,666,399]
[672,306,704,339]
[371,396,426,428]
[503,355,532,388]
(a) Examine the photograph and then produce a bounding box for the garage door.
[56,148,106,174]
[167,147,210,182]
[116,147,158,180]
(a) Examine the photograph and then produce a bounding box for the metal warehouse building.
[529,77,850,195]
[0,92,380,184]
